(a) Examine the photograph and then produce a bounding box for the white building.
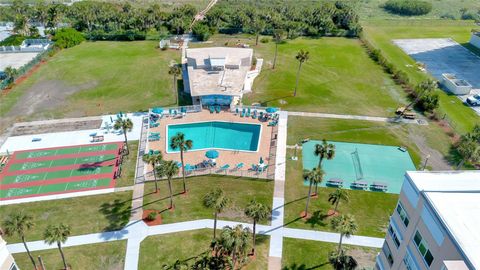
[376,170,480,270]
[470,32,480,49]
[0,235,18,270]
[441,73,472,95]
[184,47,261,107]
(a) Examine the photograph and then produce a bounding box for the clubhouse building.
[184,47,261,107]
[376,171,480,270]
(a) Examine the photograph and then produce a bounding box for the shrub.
[0,34,27,46]
[440,13,456,20]
[146,212,157,221]
[192,23,211,41]
[461,12,479,21]
[260,37,270,43]
[382,0,432,16]
[53,28,85,49]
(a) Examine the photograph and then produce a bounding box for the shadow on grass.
[282,261,330,270]
[305,210,328,228]
[99,199,132,231]
[140,191,184,210]
[258,95,293,107]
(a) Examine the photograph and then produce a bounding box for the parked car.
[466,94,480,106]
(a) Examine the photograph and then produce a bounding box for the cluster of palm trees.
[143,132,192,210]
[203,188,270,268]
[2,212,71,270]
[300,139,359,269]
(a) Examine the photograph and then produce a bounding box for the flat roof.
[186,47,253,97]
[407,171,480,269]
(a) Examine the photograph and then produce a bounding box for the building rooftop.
[406,170,480,270]
[185,47,253,97]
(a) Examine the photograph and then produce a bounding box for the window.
[388,224,401,248]
[403,249,420,270]
[382,242,394,266]
[413,231,435,267]
[396,202,410,227]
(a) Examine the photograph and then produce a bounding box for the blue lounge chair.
[246,108,251,117]
[209,106,215,113]
[252,110,257,119]
[219,164,230,171]
[240,109,245,117]
[235,163,244,170]
[235,108,239,115]
[215,106,221,113]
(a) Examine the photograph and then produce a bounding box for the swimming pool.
[166,121,262,153]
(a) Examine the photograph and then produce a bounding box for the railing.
[144,166,273,181]
[230,105,280,113]
[134,116,149,184]
[149,104,202,115]
[266,123,278,179]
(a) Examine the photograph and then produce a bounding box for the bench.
[91,135,104,142]
[351,181,368,190]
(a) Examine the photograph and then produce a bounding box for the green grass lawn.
[13,240,126,270]
[142,175,273,224]
[282,238,379,270]
[284,149,397,238]
[0,191,132,243]
[116,140,138,187]
[139,229,269,269]
[0,41,180,119]
[355,0,480,20]
[191,35,407,116]
[363,19,480,134]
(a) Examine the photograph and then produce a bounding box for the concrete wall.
[0,236,17,270]
[470,33,480,49]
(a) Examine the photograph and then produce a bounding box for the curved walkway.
[288,111,425,125]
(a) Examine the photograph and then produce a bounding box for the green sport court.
[302,140,416,194]
[0,143,123,201]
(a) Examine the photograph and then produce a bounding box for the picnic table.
[327,178,344,187]
[351,181,368,190]
[91,135,104,142]
[371,181,388,192]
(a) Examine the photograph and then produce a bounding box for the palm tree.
[302,167,324,217]
[402,79,437,113]
[330,214,358,254]
[3,66,18,83]
[44,223,71,270]
[156,160,179,209]
[293,49,309,97]
[272,29,285,69]
[244,200,271,255]
[168,64,181,105]
[203,188,230,239]
[170,132,193,194]
[113,117,133,156]
[328,188,349,214]
[313,139,335,194]
[218,225,251,268]
[142,153,163,193]
[455,134,480,169]
[2,212,37,269]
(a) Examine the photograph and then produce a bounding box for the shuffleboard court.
[1,166,114,185]
[15,143,119,160]
[0,178,112,199]
[8,154,116,172]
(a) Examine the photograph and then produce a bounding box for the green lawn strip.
[115,141,138,187]
[0,41,180,118]
[284,149,397,238]
[282,237,379,270]
[0,178,112,199]
[139,229,269,270]
[142,175,274,225]
[0,191,132,243]
[362,19,480,134]
[190,35,406,116]
[8,154,116,172]
[13,240,127,270]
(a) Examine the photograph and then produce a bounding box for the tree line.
[195,0,362,41]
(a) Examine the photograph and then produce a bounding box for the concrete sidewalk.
[288,111,422,125]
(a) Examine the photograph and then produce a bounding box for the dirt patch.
[6,80,98,118]
[11,119,102,136]
[219,206,249,222]
[348,247,378,269]
[408,126,452,170]
[142,209,163,226]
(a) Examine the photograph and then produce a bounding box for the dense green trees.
[52,28,85,49]
[383,0,432,16]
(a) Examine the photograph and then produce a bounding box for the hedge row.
[382,0,432,16]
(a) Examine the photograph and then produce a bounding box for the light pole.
[422,154,431,171]
[292,144,298,161]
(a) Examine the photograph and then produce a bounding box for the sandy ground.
[408,126,451,170]
[7,80,97,117]
[0,52,39,71]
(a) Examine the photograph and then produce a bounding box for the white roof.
[407,171,480,269]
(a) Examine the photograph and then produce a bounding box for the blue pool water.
[167,121,261,152]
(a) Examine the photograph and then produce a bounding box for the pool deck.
[147,109,274,175]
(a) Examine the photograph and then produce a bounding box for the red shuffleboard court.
[0,142,124,202]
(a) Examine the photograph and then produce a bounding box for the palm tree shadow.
[99,199,132,231]
[305,210,328,228]
[258,95,293,107]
